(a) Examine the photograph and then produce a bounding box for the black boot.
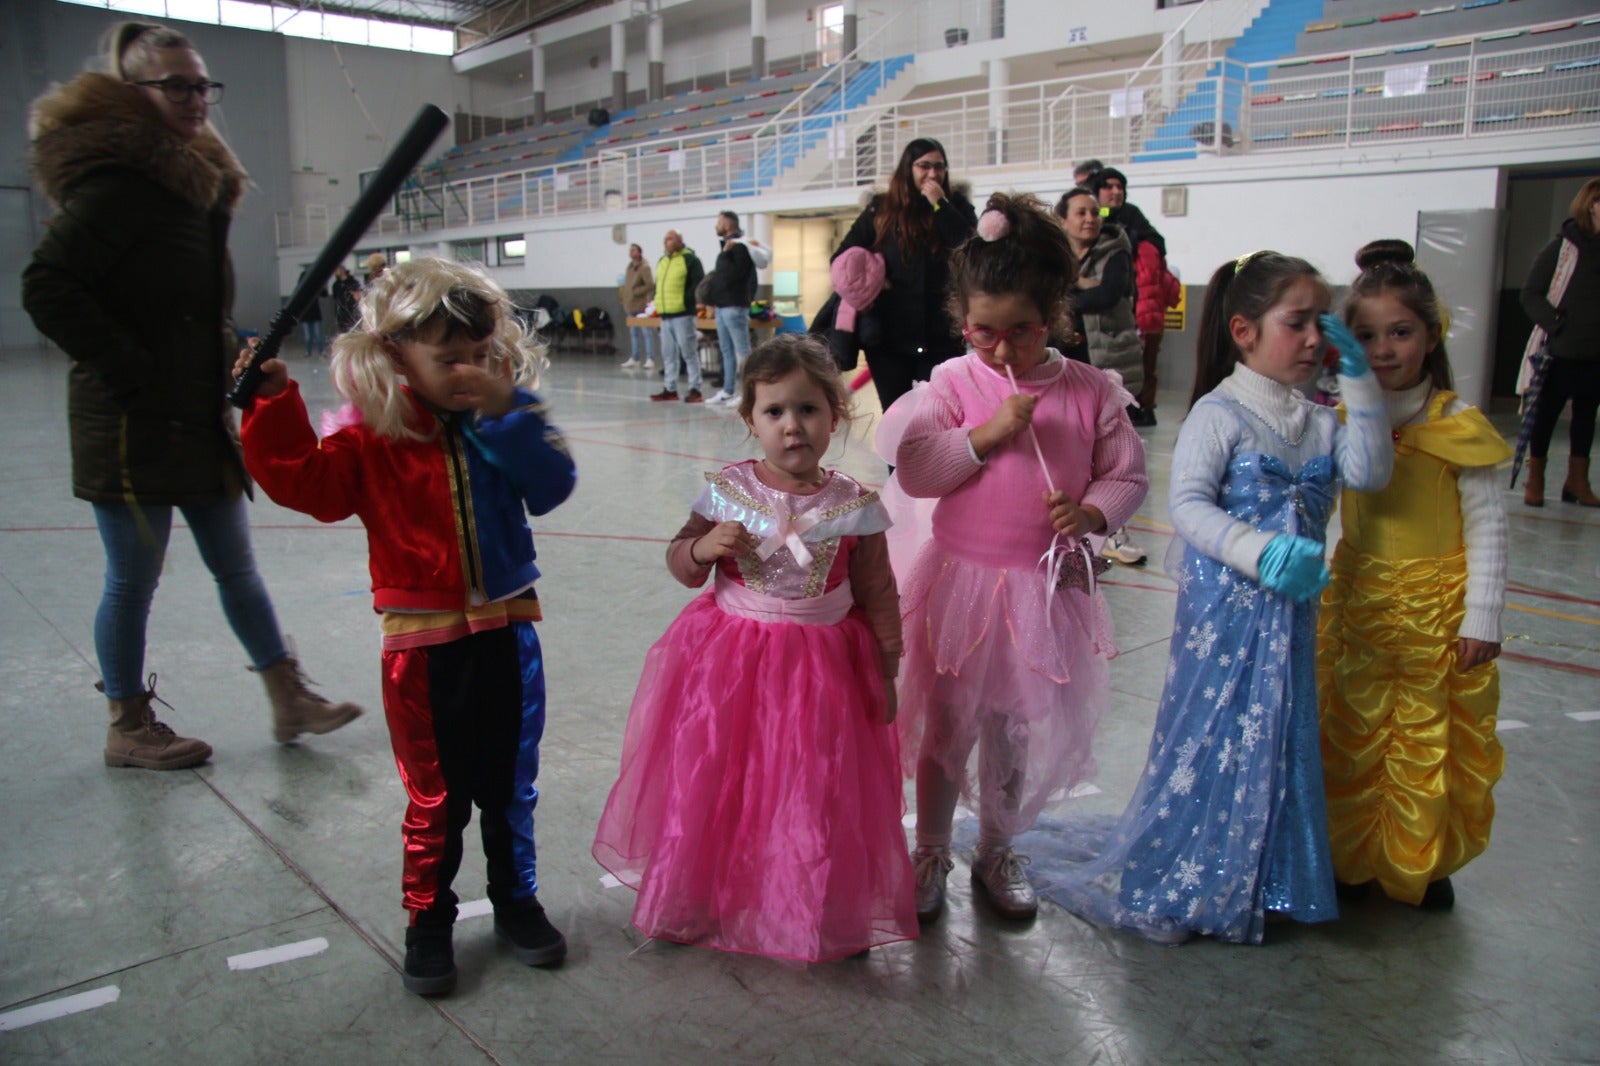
[1419,877,1455,911]
[494,898,567,967]
[402,924,456,996]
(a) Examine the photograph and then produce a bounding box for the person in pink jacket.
[894,193,1148,924]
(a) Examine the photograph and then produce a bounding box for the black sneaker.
[494,898,567,967]
[402,924,456,996]
[683,388,704,404]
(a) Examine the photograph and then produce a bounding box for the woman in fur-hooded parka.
[24,70,250,505]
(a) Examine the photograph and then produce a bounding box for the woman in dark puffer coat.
[24,21,360,770]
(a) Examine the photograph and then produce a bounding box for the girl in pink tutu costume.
[896,193,1148,923]
[593,334,917,962]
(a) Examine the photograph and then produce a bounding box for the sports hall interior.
[1,0,1595,1060]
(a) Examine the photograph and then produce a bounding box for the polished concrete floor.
[1,343,1596,1065]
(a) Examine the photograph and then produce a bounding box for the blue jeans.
[302,318,325,358]
[93,498,288,699]
[627,324,656,364]
[658,315,702,392]
[714,305,752,395]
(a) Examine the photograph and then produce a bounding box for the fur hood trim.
[29,73,247,212]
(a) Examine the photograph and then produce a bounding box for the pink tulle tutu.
[897,539,1114,837]
[593,591,918,961]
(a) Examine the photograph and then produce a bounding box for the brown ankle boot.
[1561,456,1600,507]
[259,656,362,743]
[1523,456,1546,508]
[100,677,212,770]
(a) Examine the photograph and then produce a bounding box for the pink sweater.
[897,354,1148,568]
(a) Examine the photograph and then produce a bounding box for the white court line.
[1068,783,1104,798]
[0,986,119,1032]
[1498,720,1530,731]
[226,937,328,972]
[600,873,623,889]
[457,898,493,920]
[1567,711,1600,723]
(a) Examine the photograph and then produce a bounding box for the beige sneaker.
[912,846,954,924]
[100,677,212,770]
[258,656,363,743]
[971,846,1037,921]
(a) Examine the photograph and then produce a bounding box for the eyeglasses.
[912,161,948,172]
[133,78,225,104]
[963,324,1047,351]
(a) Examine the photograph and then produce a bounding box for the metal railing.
[275,13,1600,247]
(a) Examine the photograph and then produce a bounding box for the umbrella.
[1509,349,1550,489]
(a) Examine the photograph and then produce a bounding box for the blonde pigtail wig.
[329,257,548,441]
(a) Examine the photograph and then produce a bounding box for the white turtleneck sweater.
[1372,380,1507,643]
[1169,362,1391,580]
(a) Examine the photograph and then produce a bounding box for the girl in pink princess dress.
[593,335,917,962]
[895,192,1148,924]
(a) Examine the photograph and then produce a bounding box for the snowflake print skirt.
[1034,455,1341,944]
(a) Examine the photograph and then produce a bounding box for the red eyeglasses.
[962,324,1047,351]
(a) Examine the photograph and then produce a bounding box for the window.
[499,236,527,260]
[452,239,488,263]
[816,3,844,63]
[55,0,455,55]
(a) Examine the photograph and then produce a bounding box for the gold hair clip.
[1234,250,1266,274]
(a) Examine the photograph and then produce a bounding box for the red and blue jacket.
[241,382,576,612]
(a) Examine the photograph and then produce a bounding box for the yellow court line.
[1506,602,1600,627]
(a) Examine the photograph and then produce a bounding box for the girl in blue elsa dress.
[1042,251,1392,944]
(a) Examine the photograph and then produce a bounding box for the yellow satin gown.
[1317,391,1512,904]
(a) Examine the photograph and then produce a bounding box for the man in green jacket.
[652,229,706,403]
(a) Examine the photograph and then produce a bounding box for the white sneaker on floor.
[619,358,641,369]
[641,359,655,372]
[1101,528,1147,567]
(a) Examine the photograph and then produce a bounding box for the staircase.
[1138,0,1327,161]
[727,55,914,196]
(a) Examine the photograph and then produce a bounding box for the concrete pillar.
[1162,29,1183,120]
[648,13,664,100]
[987,58,1009,166]
[531,38,546,125]
[751,212,773,293]
[611,21,627,113]
[750,0,767,79]
[842,0,857,57]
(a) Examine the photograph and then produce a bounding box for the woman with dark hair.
[1055,186,1147,566]
[23,21,360,770]
[832,137,977,411]
[1520,177,1600,507]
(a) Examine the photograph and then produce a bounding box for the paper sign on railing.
[668,150,686,172]
[1384,64,1429,99]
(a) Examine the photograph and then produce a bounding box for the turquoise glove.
[1257,534,1329,602]
[1318,313,1370,378]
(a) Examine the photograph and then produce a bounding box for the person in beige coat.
[620,243,656,369]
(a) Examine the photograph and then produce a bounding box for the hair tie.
[976,209,1011,242]
[1234,250,1265,275]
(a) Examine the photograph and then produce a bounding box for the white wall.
[281,38,471,210]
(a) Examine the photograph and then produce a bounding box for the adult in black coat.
[1521,177,1600,507]
[23,21,359,770]
[831,137,977,411]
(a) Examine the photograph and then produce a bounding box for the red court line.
[563,434,744,465]
[1500,651,1600,679]
[1506,583,1600,610]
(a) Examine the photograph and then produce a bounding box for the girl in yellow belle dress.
[1317,240,1511,911]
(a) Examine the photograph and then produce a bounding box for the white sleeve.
[1168,401,1275,578]
[1334,370,1393,493]
[1458,453,1508,644]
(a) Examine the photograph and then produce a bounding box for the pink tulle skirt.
[897,540,1115,838]
[592,591,918,962]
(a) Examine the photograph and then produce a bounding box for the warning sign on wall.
[1164,282,1186,333]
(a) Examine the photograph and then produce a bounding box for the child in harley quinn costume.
[237,258,577,997]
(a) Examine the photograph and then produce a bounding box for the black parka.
[23,73,250,505]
